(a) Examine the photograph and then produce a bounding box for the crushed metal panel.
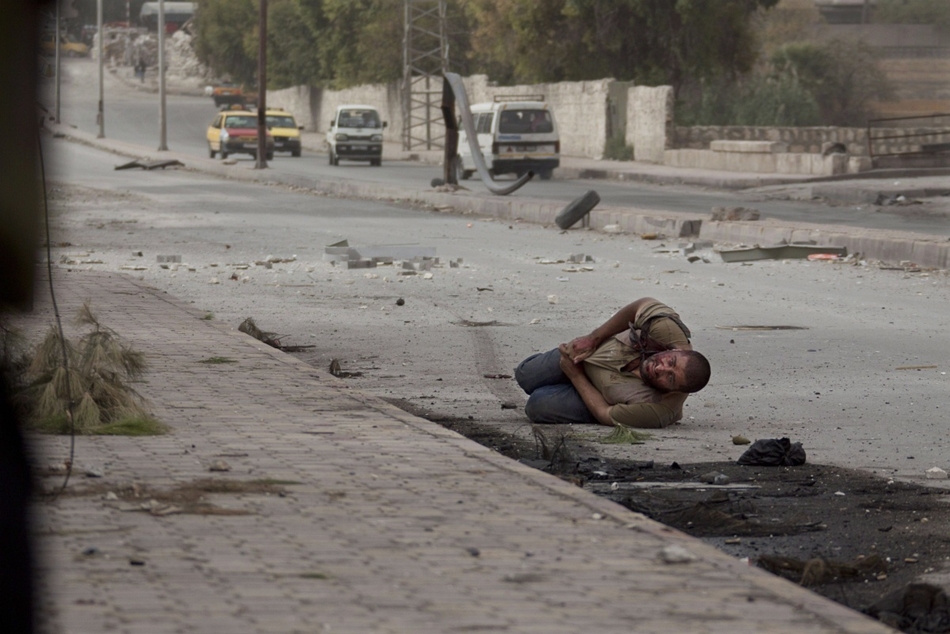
[115,159,184,171]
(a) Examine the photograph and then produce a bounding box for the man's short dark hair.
[681,351,711,393]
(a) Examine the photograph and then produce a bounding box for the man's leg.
[525,384,598,424]
[514,348,568,394]
[515,349,597,424]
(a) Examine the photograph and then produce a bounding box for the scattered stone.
[547,295,558,304]
[209,460,231,472]
[699,471,730,485]
[732,435,751,445]
[129,558,146,566]
[103,491,119,501]
[82,547,99,556]
[659,545,697,564]
[395,298,405,306]
[156,255,181,263]
[84,467,104,478]
[926,467,948,479]
[466,547,480,557]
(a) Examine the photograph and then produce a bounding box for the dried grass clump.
[20,303,164,435]
[601,425,652,445]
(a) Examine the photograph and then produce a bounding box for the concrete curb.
[50,123,950,270]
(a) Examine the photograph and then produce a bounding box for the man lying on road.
[515,297,710,429]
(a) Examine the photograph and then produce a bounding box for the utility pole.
[255,0,268,169]
[157,0,168,150]
[96,0,104,138]
[54,0,61,123]
[402,0,448,151]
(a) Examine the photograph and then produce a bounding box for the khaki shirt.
[583,300,691,428]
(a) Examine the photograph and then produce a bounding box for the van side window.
[212,115,222,128]
[476,113,493,135]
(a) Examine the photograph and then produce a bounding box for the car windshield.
[339,109,380,129]
[267,115,296,128]
[498,109,553,134]
[225,116,257,128]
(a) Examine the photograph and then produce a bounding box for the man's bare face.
[641,350,688,392]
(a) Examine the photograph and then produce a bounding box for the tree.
[770,40,893,126]
[459,0,779,91]
[193,0,258,86]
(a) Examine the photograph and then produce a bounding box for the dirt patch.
[41,477,294,516]
[391,400,950,631]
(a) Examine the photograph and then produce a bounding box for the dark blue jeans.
[514,348,597,424]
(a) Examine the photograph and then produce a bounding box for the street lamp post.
[96,0,104,138]
[54,0,61,123]
[255,0,268,169]
[157,0,168,150]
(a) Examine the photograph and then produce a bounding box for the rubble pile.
[93,27,210,82]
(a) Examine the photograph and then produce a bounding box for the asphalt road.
[43,137,950,490]
[44,58,950,234]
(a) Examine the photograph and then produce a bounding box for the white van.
[327,105,387,166]
[457,96,560,181]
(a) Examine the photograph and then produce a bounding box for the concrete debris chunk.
[659,545,697,564]
[926,467,948,480]
[209,460,231,472]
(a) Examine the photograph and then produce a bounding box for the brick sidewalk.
[25,270,891,633]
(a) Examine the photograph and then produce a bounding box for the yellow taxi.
[40,32,90,57]
[265,109,303,157]
[206,108,274,160]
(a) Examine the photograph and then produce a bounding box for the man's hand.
[563,335,598,364]
[558,344,584,376]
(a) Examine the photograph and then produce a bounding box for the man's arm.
[564,298,658,363]
[557,346,614,426]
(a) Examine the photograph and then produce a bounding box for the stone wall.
[672,125,950,157]
[626,86,673,163]
[268,82,403,143]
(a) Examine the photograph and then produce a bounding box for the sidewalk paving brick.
[20,269,894,633]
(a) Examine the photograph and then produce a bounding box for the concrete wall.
[673,125,950,157]
[626,86,673,164]
[268,82,403,143]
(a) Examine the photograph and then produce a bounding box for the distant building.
[139,2,196,33]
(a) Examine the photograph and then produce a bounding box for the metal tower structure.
[402,0,448,151]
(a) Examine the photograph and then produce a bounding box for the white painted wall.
[627,86,673,164]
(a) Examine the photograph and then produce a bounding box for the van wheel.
[539,169,553,181]
[291,149,301,157]
[266,151,274,161]
[220,150,228,159]
[208,146,216,159]
[555,190,600,230]
[371,159,381,166]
